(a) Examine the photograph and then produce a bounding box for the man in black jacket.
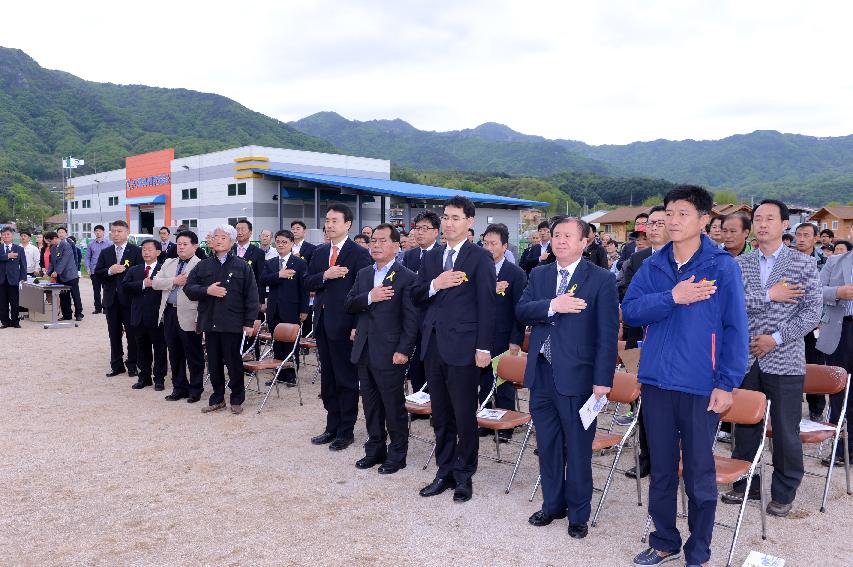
[520,221,552,272]
[346,224,419,474]
[583,224,609,269]
[123,240,167,390]
[93,220,143,377]
[305,204,373,450]
[259,229,309,386]
[184,224,259,414]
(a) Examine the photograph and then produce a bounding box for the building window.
[822,222,828,229]
[604,224,613,233]
[181,188,198,200]
[180,219,198,229]
[71,201,79,209]
[832,220,839,229]
[227,182,247,196]
[82,199,91,208]
[82,223,92,238]
[108,196,120,206]
[227,216,248,227]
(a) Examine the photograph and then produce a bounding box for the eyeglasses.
[441,215,468,223]
[647,221,666,228]
[412,225,437,232]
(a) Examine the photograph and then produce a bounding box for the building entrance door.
[140,211,155,234]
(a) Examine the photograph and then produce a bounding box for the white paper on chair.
[477,408,507,420]
[798,419,835,433]
[579,394,608,430]
[405,391,431,405]
[742,550,785,567]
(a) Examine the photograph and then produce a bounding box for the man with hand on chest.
[123,239,167,391]
[0,227,27,328]
[345,223,419,475]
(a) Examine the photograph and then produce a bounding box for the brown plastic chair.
[240,319,262,362]
[477,353,534,493]
[521,328,531,354]
[765,364,851,511]
[242,323,302,413]
[641,388,770,567]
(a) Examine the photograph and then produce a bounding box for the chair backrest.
[720,388,767,425]
[272,322,300,343]
[496,353,527,386]
[608,371,641,404]
[521,329,531,353]
[804,364,848,395]
[246,319,261,337]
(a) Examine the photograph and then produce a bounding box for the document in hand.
[579,393,608,430]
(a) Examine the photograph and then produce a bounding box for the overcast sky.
[4,1,852,144]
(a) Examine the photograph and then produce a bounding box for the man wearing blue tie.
[0,227,27,328]
[516,216,619,539]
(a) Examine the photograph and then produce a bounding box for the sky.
[3,0,853,145]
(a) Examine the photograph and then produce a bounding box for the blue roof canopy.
[125,194,167,206]
[255,169,548,208]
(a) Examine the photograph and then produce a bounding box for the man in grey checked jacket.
[722,200,822,517]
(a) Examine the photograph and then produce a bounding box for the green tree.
[714,189,739,204]
[642,194,662,206]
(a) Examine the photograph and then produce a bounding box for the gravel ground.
[1,279,851,566]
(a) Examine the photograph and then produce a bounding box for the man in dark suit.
[51,229,84,321]
[291,220,317,266]
[345,223,419,474]
[94,220,143,377]
[401,211,441,393]
[0,227,27,328]
[184,224,259,414]
[259,229,310,386]
[518,232,540,273]
[157,226,177,260]
[479,223,527,440]
[517,216,619,540]
[414,196,497,503]
[233,219,265,287]
[305,204,373,450]
[520,221,552,272]
[584,224,609,269]
[123,239,167,390]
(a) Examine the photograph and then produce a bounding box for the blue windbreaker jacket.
[622,235,749,396]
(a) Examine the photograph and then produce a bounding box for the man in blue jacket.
[624,185,748,567]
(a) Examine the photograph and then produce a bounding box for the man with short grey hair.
[184,224,259,414]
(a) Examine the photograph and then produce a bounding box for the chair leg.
[640,514,652,543]
[295,372,303,406]
[257,368,282,414]
[759,457,767,540]
[422,443,437,470]
[494,429,502,462]
[634,429,643,506]
[592,440,626,527]
[728,470,756,567]
[529,474,541,503]
[505,422,534,494]
[844,423,851,495]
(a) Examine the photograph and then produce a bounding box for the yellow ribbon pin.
[461,273,469,283]
[123,259,130,266]
[386,271,396,282]
[567,283,577,294]
[247,260,252,266]
[497,290,505,296]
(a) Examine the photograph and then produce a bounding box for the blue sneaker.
[633,547,682,565]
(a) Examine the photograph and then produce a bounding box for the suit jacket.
[50,240,78,282]
[619,247,653,300]
[516,258,619,396]
[584,242,609,270]
[0,243,27,285]
[413,241,497,365]
[520,242,550,272]
[816,251,853,355]
[494,259,527,354]
[294,240,317,266]
[157,241,177,260]
[736,245,822,375]
[94,243,143,308]
[617,240,637,270]
[123,262,164,328]
[304,238,373,340]
[345,261,419,368]
[232,243,265,284]
[152,255,201,332]
[402,246,435,274]
[260,254,310,325]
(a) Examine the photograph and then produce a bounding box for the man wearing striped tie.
[516,215,619,540]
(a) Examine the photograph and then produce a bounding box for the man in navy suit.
[479,223,527,441]
[401,211,441,393]
[94,220,143,377]
[520,221,553,272]
[0,227,27,328]
[260,229,309,386]
[346,224,419,474]
[157,226,177,260]
[517,216,619,539]
[291,220,317,266]
[305,204,373,451]
[123,239,167,390]
[414,196,496,503]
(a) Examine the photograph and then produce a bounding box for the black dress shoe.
[355,455,384,469]
[419,477,456,497]
[74,314,84,321]
[105,369,126,377]
[127,369,138,377]
[378,462,406,475]
[528,509,568,526]
[165,392,188,401]
[0,323,10,328]
[626,464,651,479]
[568,523,588,539]
[92,310,102,315]
[186,395,201,404]
[154,383,165,391]
[10,323,21,328]
[131,381,151,389]
[311,431,336,445]
[453,480,473,503]
[329,437,355,451]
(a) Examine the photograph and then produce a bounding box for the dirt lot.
[1,279,851,566]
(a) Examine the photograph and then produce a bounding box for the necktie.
[443,249,455,271]
[280,257,286,269]
[419,249,425,261]
[176,260,185,276]
[167,261,185,304]
[330,245,338,267]
[543,269,570,364]
[116,246,123,261]
[144,265,150,279]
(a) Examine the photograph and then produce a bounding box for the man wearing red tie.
[305,204,373,451]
